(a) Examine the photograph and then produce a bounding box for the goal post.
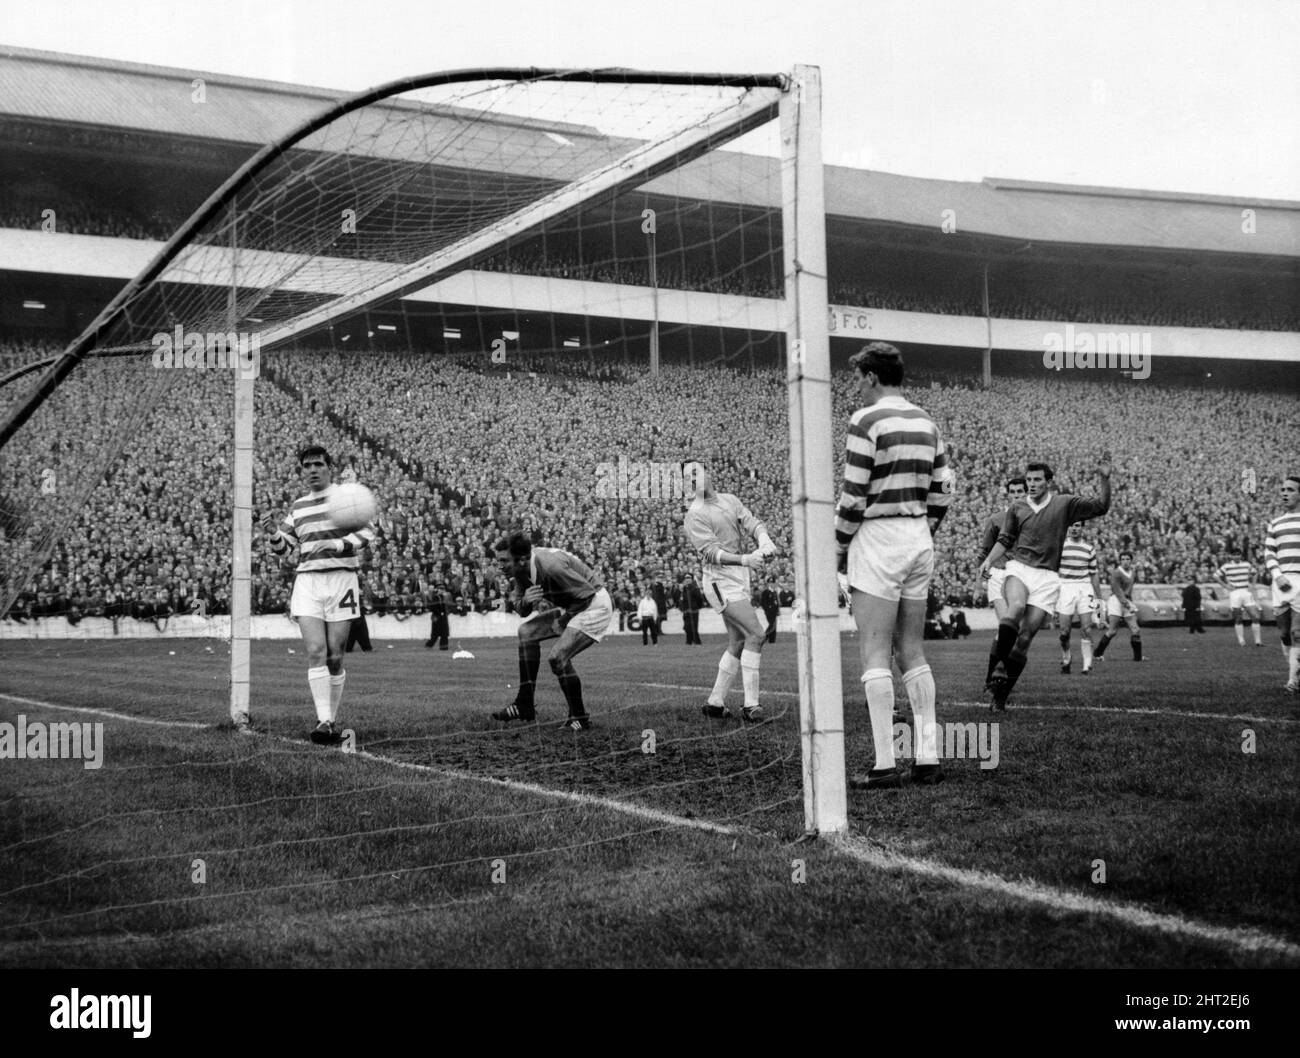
[781,66,847,835]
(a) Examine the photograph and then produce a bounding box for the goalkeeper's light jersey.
[685,492,764,587]
[273,489,375,574]
[1265,511,1300,579]
[1059,540,1098,582]
[1217,559,1254,590]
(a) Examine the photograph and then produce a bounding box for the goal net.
[0,68,845,950]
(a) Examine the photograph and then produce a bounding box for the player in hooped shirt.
[262,445,376,743]
[1216,552,1262,648]
[1056,525,1102,675]
[978,460,1110,709]
[1265,474,1300,693]
[835,344,954,789]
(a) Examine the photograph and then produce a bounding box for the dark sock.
[516,641,540,712]
[986,641,1001,682]
[1005,650,1029,693]
[1058,632,1070,651]
[995,620,1018,661]
[558,670,585,716]
[1095,632,1114,658]
[1132,636,1143,661]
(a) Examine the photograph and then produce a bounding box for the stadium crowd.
[2,340,1293,629]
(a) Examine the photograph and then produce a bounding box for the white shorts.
[1228,587,1255,611]
[566,588,614,642]
[291,570,361,623]
[847,517,934,603]
[1106,595,1137,619]
[703,569,753,613]
[987,567,1008,606]
[1004,560,1061,612]
[1057,581,1096,616]
[1270,577,1300,613]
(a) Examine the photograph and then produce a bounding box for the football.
[326,482,378,531]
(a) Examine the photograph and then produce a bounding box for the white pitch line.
[5,691,1297,960]
[347,749,742,837]
[0,693,206,729]
[640,683,1296,724]
[947,700,1297,724]
[832,833,1300,960]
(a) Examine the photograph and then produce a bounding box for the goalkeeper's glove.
[740,551,767,569]
[756,529,778,558]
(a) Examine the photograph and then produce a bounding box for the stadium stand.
[2,340,1293,626]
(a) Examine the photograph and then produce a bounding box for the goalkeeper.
[684,465,779,723]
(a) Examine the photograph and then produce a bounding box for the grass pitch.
[1,626,1296,968]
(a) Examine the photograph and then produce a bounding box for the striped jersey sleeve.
[1059,541,1098,581]
[1265,512,1300,579]
[270,490,376,573]
[835,398,953,549]
[1216,559,1254,589]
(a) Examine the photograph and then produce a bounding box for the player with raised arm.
[1057,524,1102,675]
[491,531,613,730]
[1093,550,1143,663]
[1265,474,1300,693]
[979,476,1027,686]
[262,445,376,743]
[978,460,1110,710]
[684,465,778,723]
[1216,550,1263,648]
[836,343,954,789]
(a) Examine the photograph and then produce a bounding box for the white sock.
[1235,623,1245,646]
[710,652,740,706]
[1081,637,1093,669]
[329,670,346,723]
[1252,622,1261,646]
[740,648,761,708]
[902,664,939,765]
[862,668,895,771]
[1289,645,1300,684]
[308,665,331,723]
